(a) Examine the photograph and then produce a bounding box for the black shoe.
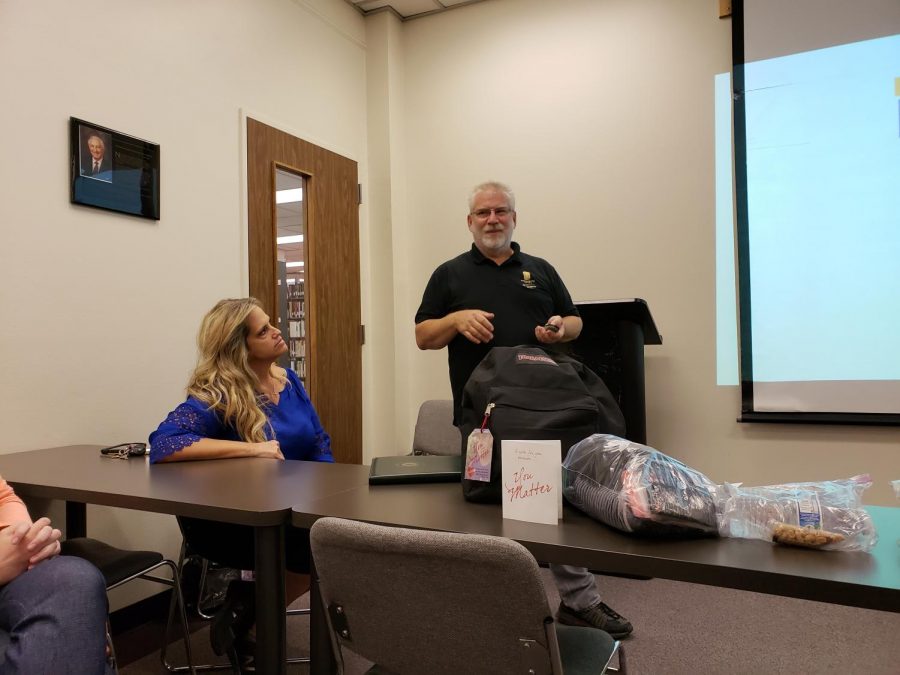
[557,601,633,639]
[210,581,256,674]
[233,634,256,673]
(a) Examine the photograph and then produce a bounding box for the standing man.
[415,181,633,639]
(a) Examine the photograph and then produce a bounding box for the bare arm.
[415,310,495,350]
[561,315,583,341]
[0,477,30,529]
[0,529,31,585]
[154,438,284,463]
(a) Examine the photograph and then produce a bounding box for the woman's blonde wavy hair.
[186,297,282,443]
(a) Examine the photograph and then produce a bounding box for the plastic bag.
[197,562,241,615]
[893,480,900,548]
[562,434,719,536]
[715,475,877,551]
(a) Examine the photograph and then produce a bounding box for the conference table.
[291,475,900,674]
[0,445,370,675]
[1,446,897,674]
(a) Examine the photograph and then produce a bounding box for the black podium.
[569,299,661,445]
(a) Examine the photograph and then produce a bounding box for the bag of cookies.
[893,479,900,548]
[715,474,877,551]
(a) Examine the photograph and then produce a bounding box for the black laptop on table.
[368,454,463,485]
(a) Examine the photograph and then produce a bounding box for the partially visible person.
[0,476,112,674]
[415,181,634,640]
[149,297,332,671]
[81,132,112,180]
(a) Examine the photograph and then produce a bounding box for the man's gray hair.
[468,181,515,213]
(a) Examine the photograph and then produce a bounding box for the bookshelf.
[286,280,306,380]
[276,260,306,382]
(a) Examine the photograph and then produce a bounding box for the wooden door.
[247,118,362,464]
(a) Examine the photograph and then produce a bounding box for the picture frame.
[69,117,160,220]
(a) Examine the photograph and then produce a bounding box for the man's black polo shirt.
[415,242,579,423]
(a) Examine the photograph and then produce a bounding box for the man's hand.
[415,309,495,349]
[535,315,565,344]
[453,309,495,344]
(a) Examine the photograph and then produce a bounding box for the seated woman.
[0,476,112,674]
[149,297,332,670]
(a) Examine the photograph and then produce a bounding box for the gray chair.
[310,517,621,675]
[411,399,461,456]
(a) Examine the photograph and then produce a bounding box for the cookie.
[771,522,845,548]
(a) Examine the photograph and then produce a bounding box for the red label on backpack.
[516,353,558,366]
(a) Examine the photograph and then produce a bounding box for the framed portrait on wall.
[69,117,160,220]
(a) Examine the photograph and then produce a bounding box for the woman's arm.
[0,478,61,583]
[149,398,282,463]
[0,477,31,529]
[155,437,284,463]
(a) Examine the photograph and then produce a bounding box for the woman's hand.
[0,523,32,584]
[254,440,285,460]
[0,517,62,582]
[19,517,62,568]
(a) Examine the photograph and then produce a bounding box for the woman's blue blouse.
[149,369,332,464]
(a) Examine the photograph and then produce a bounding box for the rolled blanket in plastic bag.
[715,475,877,551]
[562,434,719,536]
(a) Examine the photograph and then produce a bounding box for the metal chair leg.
[161,543,231,673]
[106,620,118,674]
[161,540,313,671]
[158,559,197,675]
[195,556,218,620]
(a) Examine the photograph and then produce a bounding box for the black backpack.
[458,345,625,503]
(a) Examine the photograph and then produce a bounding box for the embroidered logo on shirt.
[520,270,536,289]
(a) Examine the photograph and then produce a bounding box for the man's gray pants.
[550,564,601,610]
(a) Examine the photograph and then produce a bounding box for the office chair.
[161,517,310,674]
[411,399,460,456]
[310,517,623,675]
[60,537,196,675]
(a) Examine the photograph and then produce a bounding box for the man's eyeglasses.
[100,442,148,459]
[471,207,512,219]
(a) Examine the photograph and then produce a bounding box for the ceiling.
[345,0,489,21]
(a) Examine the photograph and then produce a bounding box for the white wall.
[0,0,368,606]
[390,0,900,505]
[362,10,406,463]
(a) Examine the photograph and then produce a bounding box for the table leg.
[66,501,86,538]
[310,555,337,674]
[255,524,287,675]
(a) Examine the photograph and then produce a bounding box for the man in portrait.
[80,128,112,182]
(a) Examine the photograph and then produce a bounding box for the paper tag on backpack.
[464,429,493,482]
